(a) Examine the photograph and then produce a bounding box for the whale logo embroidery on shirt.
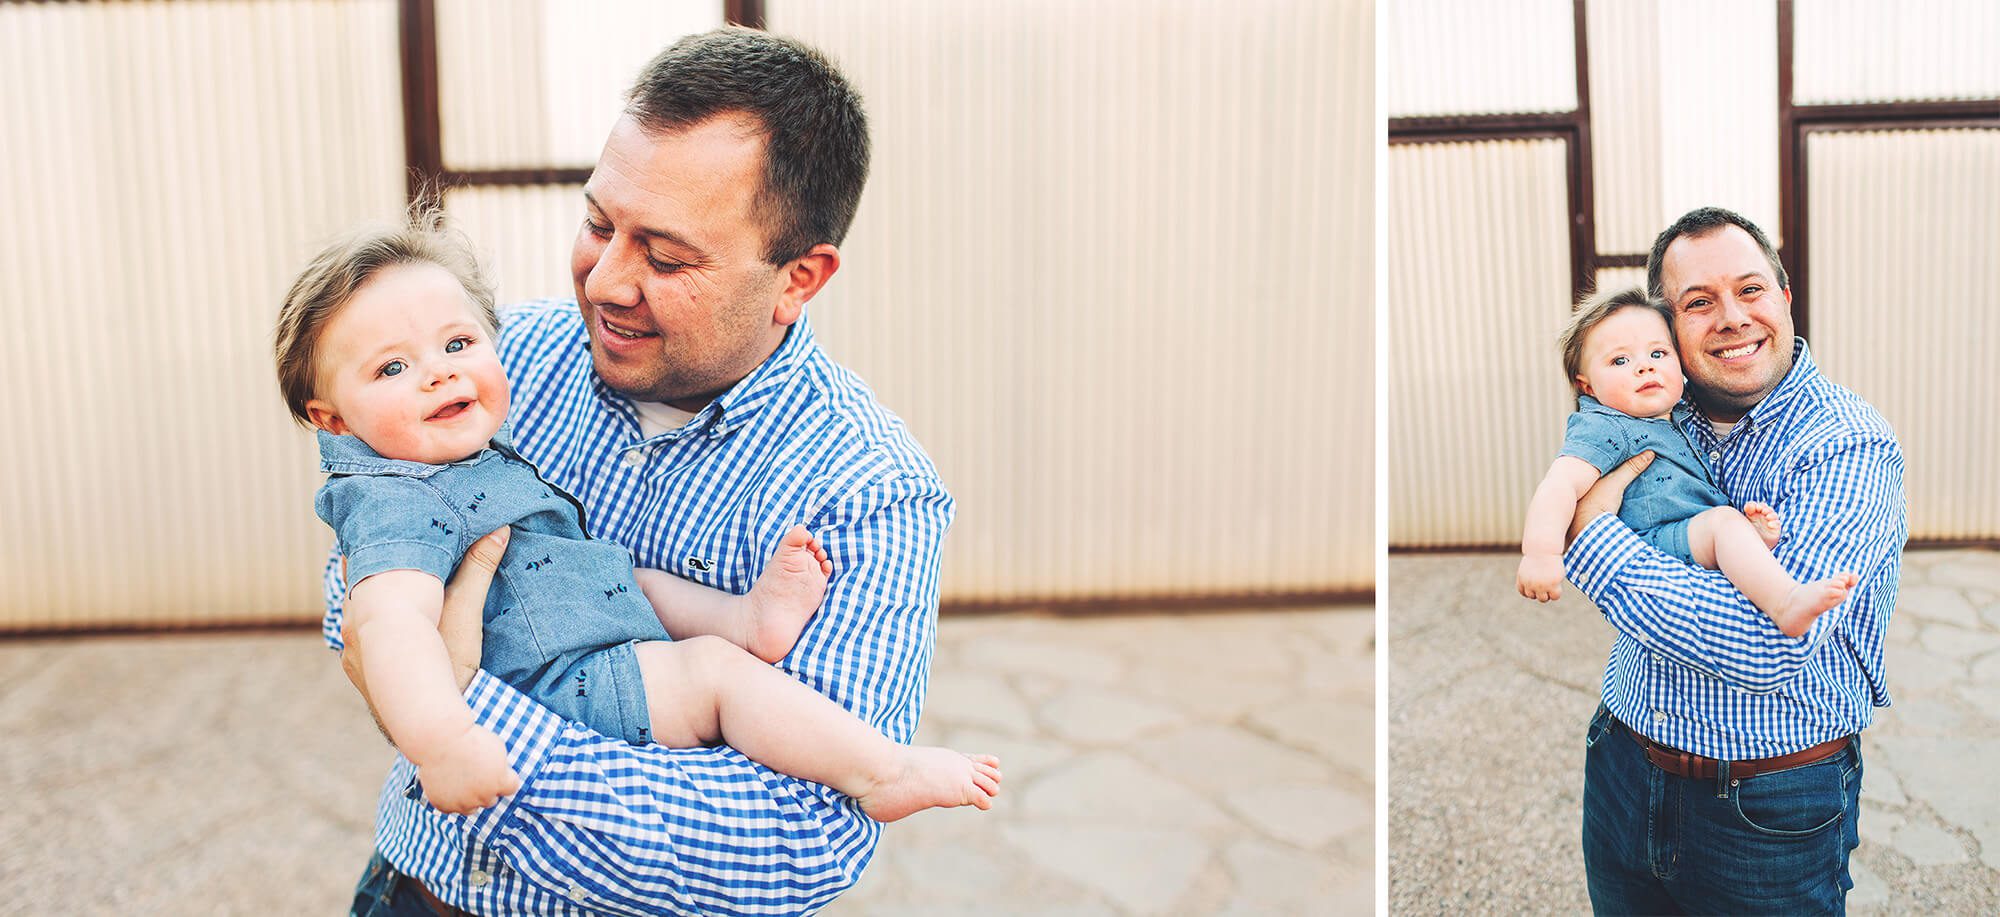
[523,555,555,572]
[467,492,486,513]
[603,584,628,599]
[685,557,716,573]
[430,518,453,536]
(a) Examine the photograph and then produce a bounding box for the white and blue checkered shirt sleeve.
[1565,433,1904,693]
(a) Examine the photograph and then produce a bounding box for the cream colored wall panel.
[1390,140,1574,547]
[444,185,586,307]
[1794,1,2000,104]
[1806,129,2000,541]
[1593,267,1648,299]
[1656,0,1781,247]
[1386,0,1575,117]
[0,0,405,630]
[1586,0,1664,257]
[777,0,1373,598]
[435,0,721,170]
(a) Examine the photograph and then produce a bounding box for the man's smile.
[1713,339,1764,361]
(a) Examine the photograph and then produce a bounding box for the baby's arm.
[1517,455,1605,601]
[344,569,519,813]
[632,525,832,663]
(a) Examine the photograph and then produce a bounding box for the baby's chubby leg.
[634,637,1001,822]
[1687,507,1857,637]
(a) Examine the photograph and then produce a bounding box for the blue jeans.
[350,851,464,916]
[1581,705,1861,915]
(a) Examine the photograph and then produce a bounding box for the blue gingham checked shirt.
[1564,340,1907,761]
[321,301,953,916]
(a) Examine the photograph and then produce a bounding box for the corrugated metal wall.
[776,0,1375,599]
[0,1,1369,631]
[1585,0,1663,258]
[1388,140,1574,547]
[1383,0,1575,117]
[1807,128,2000,541]
[1794,0,2000,104]
[0,0,406,631]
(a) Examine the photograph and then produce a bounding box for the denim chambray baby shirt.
[315,428,667,745]
[1559,395,1730,563]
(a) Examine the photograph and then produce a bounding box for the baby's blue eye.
[1611,356,1628,366]
[1651,349,1668,359]
[381,360,406,377]
[445,338,467,353]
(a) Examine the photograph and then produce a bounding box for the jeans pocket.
[1732,759,1846,837]
[1583,705,1615,750]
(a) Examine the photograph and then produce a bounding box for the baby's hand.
[1516,554,1565,602]
[416,724,522,815]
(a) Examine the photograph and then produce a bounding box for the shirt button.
[567,883,588,902]
[469,869,491,888]
[1653,710,1666,724]
[1576,572,1590,585]
[622,450,644,467]
[1708,451,1720,462]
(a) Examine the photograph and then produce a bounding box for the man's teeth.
[1718,342,1760,359]
[606,321,650,339]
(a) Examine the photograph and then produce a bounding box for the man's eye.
[583,218,611,238]
[445,337,468,354]
[1686,298,1710,310]
[647,253,687,273]
[1742,285,1762,296]
[380,360,406,377]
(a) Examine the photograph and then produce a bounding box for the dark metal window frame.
[398,0,766,211]
[1775,0,2000,342]
[1388,0,1599,304]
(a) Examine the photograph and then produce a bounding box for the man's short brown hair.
[273,216,494,426]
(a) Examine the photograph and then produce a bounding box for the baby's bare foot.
[857,749,1002,823]
[1773,572,1858,637]
[743,525,831,663]
[1743,502,1783,550]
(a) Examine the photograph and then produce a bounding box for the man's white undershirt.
[632,399,699,439]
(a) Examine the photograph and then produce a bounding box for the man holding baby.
[332,27,950,916]
[1565,206,1907,914]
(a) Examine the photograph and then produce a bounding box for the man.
[1564,207,1907,913]
[330,28,953,915]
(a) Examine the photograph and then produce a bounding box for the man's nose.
[1717,293,1752,328]
[584,238,642,310]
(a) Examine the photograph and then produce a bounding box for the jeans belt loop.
[1716,758,1731,798]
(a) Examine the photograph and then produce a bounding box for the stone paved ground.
[0,607,1372,916]
[1387,548,2000,915]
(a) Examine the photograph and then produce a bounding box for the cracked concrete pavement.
[0,606,1372,916]
[1387,548,2000,915]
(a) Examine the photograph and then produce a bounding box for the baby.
[1515,287,1856,637]
[276,220,1000,818]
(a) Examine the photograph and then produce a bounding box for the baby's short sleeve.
[314,474,463,587]
[1558,409,1635,475]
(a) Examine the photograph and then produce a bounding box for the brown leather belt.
[401,874,469,917]
[1620,717,1850,781]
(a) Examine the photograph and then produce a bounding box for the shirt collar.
[1574,393,1683,423]
[315,426,511,477]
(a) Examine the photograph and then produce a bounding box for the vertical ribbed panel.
[0,0,405,631]
[775,0,1374,598]
[1656,0,1781,245]
[1586,0,1665,256]
[443,185,585,306]
[1806,129,2000,540]
[1385,0,1575,117]
[1794,1,2000,104]
[1389,140,1574,546]
[1593,267,1649,299]
[435,1,721,170]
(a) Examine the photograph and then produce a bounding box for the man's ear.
[306,400,348,435]
[771,243,841,326]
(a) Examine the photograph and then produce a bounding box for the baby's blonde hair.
[1558,286,1675,395]
[274,213,495,426]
